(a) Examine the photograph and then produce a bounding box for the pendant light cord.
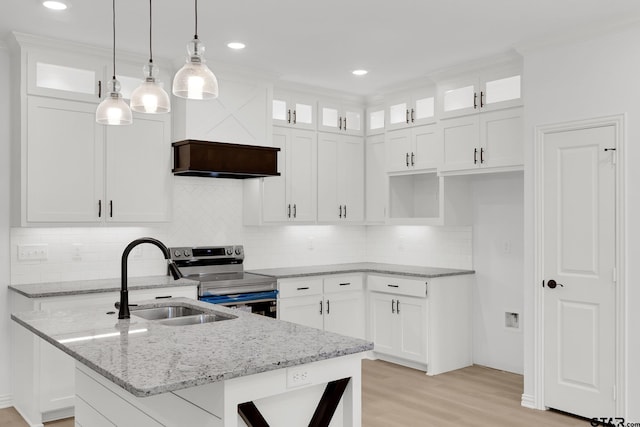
[148,0,153,63]
[194,0,198,40]
[111,0,116,79]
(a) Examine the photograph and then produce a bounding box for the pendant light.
[172,0,219,100]
[130,0,170,113]
[96,0,132,125]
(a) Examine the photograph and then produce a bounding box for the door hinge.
[612,267,617,283]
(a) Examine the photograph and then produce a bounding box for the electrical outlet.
[287,367,311,388]
[505,312,520,329]
[72,243,83,260]
[18,244,49,261]
[307,236,314,250]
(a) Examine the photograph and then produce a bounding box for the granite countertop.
[11,298,373,397]
[8,276,199,298]
[248,262,475,279]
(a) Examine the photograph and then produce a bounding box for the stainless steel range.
[169,245,277,318]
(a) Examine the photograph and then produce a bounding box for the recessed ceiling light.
[227,42,246,50]
[352,69,368,76]
[42,1,69,10]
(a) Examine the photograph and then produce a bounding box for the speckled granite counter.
[8,275,199,298]
[11,298,373,397]
[248,262,474,279]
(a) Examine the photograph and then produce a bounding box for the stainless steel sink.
[130,304,237,326]
[159,313,235,326]
[131,305,206,320]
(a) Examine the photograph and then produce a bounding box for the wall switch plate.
[72,243,82,260]
[18,244,49,261]
[287,367,311,388]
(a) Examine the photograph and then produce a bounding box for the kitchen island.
[12,298,373,426]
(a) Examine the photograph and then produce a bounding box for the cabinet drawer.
[278,278,323,298]
[367,275,427,298]
[323,275,363,293]
[129,286,197,302]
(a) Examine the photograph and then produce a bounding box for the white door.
[412,124,442,171]
[279,296,323,330]
[369,292,396,356]
[337,135,364,222]
[288,129,317,222]
[480,107,523,169]
[396,296,427,363]
[542,125,616,418]
[385,129,412,172]
[365,134,387,223]
[324,292,366,339]
[441,115,480,172]
[317,132,339,221]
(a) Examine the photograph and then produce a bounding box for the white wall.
[522,24,640,418]
[470,172,524,374]
[0,45,12,407]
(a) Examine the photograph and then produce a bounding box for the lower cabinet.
[278,274,366,340]
[368,274,473,375]
[10,285,196,424]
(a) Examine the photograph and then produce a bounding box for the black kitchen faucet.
[118,237,183,319]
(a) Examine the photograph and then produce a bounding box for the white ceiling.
[2,0,640,96]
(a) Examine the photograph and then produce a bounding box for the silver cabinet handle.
[293,109,297,124]
[474,148,478,164]
[474,92,478,109]
[411,108,415,123]
[405,109,409,124]
[391,299,396,313]
[287,109,291,123]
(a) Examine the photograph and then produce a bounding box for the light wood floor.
[1,360,584,426]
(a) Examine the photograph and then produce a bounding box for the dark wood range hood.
[172,140,280,179]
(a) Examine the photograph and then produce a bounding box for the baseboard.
[521,393,536,409]
[0,393,11,408]
[12,404,44,427]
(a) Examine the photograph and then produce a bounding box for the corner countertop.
[11,298,373,397]
[248,262,474,279]
[8,276,199,298]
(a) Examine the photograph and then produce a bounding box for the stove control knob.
[235,248,242,255]
[226,248,233,255]
[183,250,191,257]
[174,250,181,257]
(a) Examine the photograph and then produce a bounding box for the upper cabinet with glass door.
[26,48,105,103]
[366,105,385,136]
[437,64,522,119]
[385,87,436,131]
[272,89,316,130]
[318,100,363,136]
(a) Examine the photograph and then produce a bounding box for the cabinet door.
[441,115,480,172]
[317,132,339,221]
[318,101,342,133]
[411,88,436,127]
[479,107,523,169]
[273,91,315,130]
[365,134,387,223]
[105,113,171,222]
[263,128,289,222]
[396,296,427,363]
[27,50,103,103]
[480,67,522,112]
[338,135,364,222]
[366,106,385,136]
[279,296,323,330]
[369,292,396,356]
[411,124,442,171]
[26,96,104,223]
[342,104,363,136]
[438,76,479,119]
[386,94,410,131]
[288,129,317,222]
[324,292,365,339]
[39,340,75,412]
[385,129,412,172]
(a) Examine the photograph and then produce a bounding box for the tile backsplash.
[10,178,472,285]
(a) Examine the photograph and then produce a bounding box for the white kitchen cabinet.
[367,274,473,375]
[10,285,196,424]
[278,275,365,340]
[11,33,173,226]
[366,105,385,136]
[365,134,387,223]
[318,100,364,135]
[260,127,317,223]
[21,96,171,225]
[385,87,436,131]
[272,89,316,130]
[385,124,442,172]
[317,132,364,223]
[437,65,522,119]
[440,107,523,174]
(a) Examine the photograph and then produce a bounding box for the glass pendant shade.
[172,38,219,100]
[130,62,170,113]
[96,78,133,125]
